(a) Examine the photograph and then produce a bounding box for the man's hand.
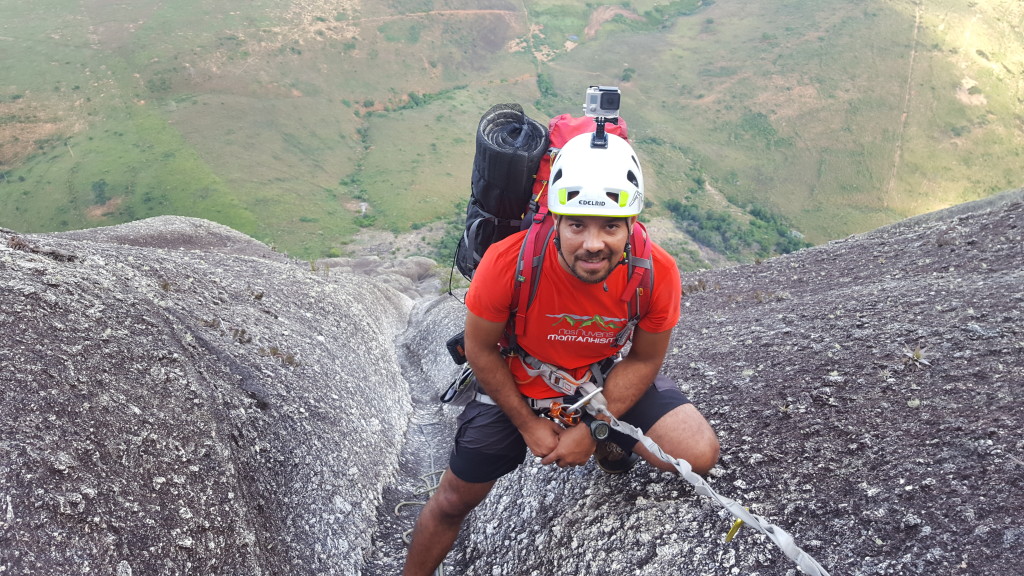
[520,417,563,459]
[541,423,597,468]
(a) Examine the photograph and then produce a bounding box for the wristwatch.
[582,413,610,440]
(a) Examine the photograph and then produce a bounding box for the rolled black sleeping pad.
[456,103,548,279]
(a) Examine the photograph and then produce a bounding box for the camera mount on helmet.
[583,85,621,149]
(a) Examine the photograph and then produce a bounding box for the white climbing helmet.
[548,132,644,217]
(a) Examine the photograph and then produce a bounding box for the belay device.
[545,386,610,441]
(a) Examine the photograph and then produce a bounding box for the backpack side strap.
[461,207,525,276]
[510,217,655,349]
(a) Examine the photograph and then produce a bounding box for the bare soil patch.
[0,100,79,169]
[528,23,557,62]
[956,78,987,106]
[751,75,827,122]
[585,6,643,39]
[86,196,124,219]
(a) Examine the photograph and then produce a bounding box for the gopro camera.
[583,85,621,118]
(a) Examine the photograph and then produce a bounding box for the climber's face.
[555,215,634,284]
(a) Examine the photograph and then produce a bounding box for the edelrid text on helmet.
[548,132,644,218]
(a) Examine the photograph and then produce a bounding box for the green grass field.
[2,0,1022,259]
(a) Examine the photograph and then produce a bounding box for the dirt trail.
[348,9,521,24]
[885,7,921,208]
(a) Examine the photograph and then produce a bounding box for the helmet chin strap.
[553,235,585,283]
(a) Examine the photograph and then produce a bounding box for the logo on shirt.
[545,314,625,344]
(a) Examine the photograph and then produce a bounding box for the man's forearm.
[464,311,539,431]
[470,349,538,430]
[599,327,672,417]
[599,357,660,417]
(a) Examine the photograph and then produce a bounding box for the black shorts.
[448,374,690,483]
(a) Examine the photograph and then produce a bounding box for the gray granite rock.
[1,217,411,576]
[2,188,1022,575]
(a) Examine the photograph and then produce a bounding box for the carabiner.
[565,386,604,413]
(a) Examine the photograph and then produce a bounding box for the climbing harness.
[548,385,603,425]
[578,383,832,576]
[473,390,566,411]
[513,348,618,393]
[519,353,593,396]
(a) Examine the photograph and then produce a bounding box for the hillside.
[2,190,1021,574]
[2,0,1023,260]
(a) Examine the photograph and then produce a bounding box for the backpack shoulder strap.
[507,207,554,349]
[620,222,653,302]
[614,221,655,346]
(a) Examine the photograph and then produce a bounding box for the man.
[403,133,720,575]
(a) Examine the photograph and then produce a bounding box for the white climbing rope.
[584,391,832,576]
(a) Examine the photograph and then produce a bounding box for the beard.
[561,247,617,284]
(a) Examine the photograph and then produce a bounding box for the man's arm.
[464,311,562,458]
[600,325,672,417]
[536,326,673,468]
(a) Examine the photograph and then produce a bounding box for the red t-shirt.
[466,228,681,398]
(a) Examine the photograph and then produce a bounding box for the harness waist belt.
[514,351,619,396]
[474,392,566,411]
